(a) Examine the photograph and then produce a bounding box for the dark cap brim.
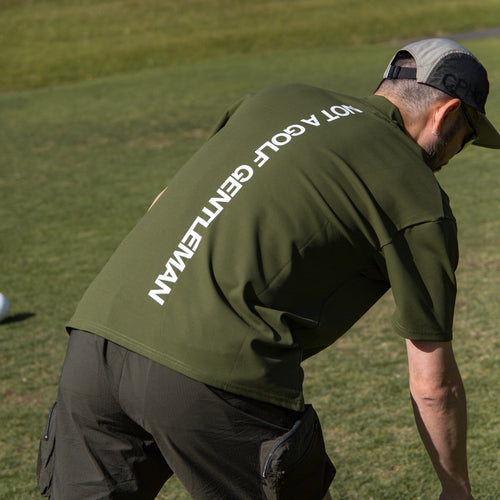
[474,114,500,149]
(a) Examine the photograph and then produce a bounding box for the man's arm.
[148,186,168,211]
[406,339,473,499]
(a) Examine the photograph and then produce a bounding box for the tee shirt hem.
[67,320,306,412]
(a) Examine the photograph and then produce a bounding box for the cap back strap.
[386,65,417,79]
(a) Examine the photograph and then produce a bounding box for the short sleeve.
[382,218,458,341]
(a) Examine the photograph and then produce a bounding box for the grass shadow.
[1,312,36,325]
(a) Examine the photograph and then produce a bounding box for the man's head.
[375,38,500,171]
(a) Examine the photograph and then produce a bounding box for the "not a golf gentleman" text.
[148,103,363,305]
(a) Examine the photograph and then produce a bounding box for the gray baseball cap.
[383,38,500,149]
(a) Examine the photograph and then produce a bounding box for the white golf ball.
[0,293,10,322]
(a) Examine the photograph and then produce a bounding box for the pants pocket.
[260,404,335,500]
[37,401,57,497]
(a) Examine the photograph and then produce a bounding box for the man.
[38,38,500,499]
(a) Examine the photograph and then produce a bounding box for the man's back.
[69,84,456,410]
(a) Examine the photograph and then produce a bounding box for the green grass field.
[1,1,499,498]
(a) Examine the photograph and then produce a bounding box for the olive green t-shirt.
[69,84,458,410]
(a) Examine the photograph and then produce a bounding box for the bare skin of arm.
[406,339,473,499]
[148,186,168,211]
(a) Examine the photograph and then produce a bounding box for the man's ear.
[432,98,461,135]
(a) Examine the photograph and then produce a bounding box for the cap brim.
[473,113,500,149]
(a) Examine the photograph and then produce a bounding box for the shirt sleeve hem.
[392,319,453,342]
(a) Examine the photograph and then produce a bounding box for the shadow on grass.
[1,312,36,325]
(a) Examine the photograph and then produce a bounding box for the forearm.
[410,374,471,498]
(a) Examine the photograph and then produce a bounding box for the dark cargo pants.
[37,330,335,499]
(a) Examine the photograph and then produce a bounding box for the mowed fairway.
[1,1,499,498]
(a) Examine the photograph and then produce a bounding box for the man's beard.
[422,117,462,172]
[422,138,448,172]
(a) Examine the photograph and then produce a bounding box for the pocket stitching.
[261,405,316,478]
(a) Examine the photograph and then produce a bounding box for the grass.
[2,0,500,91]
[1,1,500,498]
